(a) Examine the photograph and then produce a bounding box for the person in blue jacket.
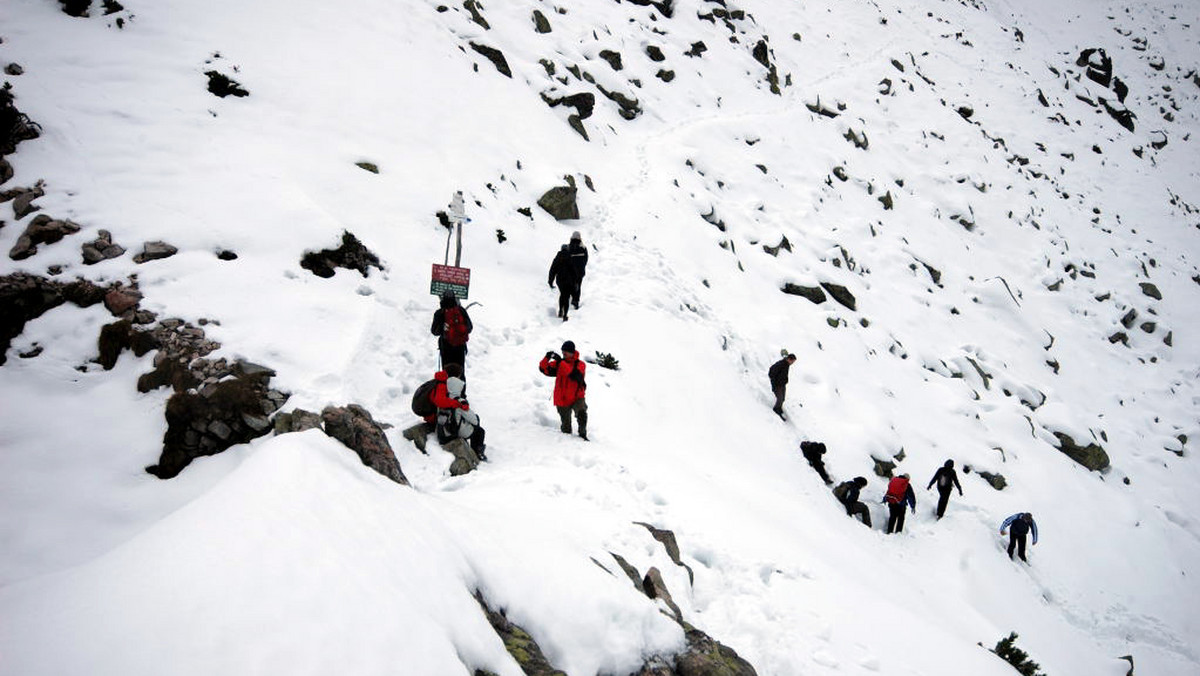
[1000,512,1038,562]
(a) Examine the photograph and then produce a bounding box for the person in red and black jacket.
[539,340,588,440]
[431,290,473,373]
[402,363,467,453]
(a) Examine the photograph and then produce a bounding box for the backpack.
[443,306,469,347]
[832,481,852,502]
[411,379,438,417]
[885,476,910,504]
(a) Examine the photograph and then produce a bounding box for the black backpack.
[411,379,438,417]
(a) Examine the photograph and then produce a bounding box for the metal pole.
[451,191,465,269]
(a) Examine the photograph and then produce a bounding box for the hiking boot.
[579,431,588,441]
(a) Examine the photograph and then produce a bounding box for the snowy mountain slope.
[1,0,1198,674]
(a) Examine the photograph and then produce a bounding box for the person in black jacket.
[926,459,964,519]
[834,477,871,527]
[567,231,588,309]
[548,244,580,321]
[430,290,473,372]
[800,441,833,485]
[767,353,797,420]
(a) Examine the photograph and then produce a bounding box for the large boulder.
[1053,432,1110,472]
[537,184,579,221]
[321,404,408,485]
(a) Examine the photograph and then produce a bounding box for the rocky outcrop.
[147,364,287,479]
[321,404,408,485]
[781,283,826,304]
[820,282,856,311]
[300,230,383,278]
[1,83,41,156]
[537,182,580,221]
[469,42,512,78]
[1053,432,1110,472]
[476,593,566,676]
[0,273,108,365]
[133,240,178,264]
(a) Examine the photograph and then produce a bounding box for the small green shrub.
[993,632,1045,676]
[595,352,619,370]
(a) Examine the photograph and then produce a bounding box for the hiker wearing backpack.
[431,290,473,372]
[402,365,465,453]
[548,244,580,321]
[567,231,588,309]
[883,474,916,534]
[800,441,833,485]
[1000,512,1038,563]
[768,353,797,420]
[539,340,587,440]
[926,459,963,519]
[833,477,871,527]
[435,364,487,471]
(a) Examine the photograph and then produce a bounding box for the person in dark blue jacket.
[1000,512,1038,562]
[883,474,916,534]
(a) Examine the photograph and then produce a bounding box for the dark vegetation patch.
[300,230,383,278]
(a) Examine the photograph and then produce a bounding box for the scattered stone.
[300,230,383,278]
[646,45,666,62]
[642,567,683,623]
[1139,282,1162,300]
[103,283,142,315]
[820,282,856,311]
[978,470,1007,490]
[321,404,408,485]
[133,240,178,264]
[781,283,826,304]
[11,183,44,219]
[1,83,42,156]
[355,161,379,174]
[216,249,238,261]
[205,71,249,98]
[532,9,551,33]
[0,158,12,185]
[96,318,158,369]
[9,215,81,260]
[762,236,792,257]
[542,92,595,119]
[469,42,512,78]
[872,456,896,478]
[463,0,490,29]
[81,229,126,264]
[537,182,579,221]
[4,64,23,77]
[1052,431,1110,471]
[273,408,324,434]
[598,49,623,71]
[636,522,694,584]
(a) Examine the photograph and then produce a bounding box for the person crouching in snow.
[437,363,486,473]
[539,340,588,440]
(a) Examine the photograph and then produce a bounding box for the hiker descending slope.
[431,290,473,372]
[1000,512,1038,563]
[833,477,871,527]
[926,459,963,519]
[539,340,588,440]
[883,474,916,534]
[548,244,580,321]
[767,352,798,420]
[800,441,833,485]
[567,230,588,309]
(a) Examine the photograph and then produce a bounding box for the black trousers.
[772,384,786,413]
[886,503,907,533]
[439,341,467,372]
[847,502,872,527]
[1008,532,1028,561]
[935,489,952,519]
[557,285,574,319]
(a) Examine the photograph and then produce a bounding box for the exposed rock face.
[321,404,408,485]
[1053,432,1110,471]
[820,282,856,311]
[470,42,512,78]
[0,273,108,365]
[9,214,81,260]
[636,521,694,584]
[300,230,383,278]
[1,83,42,156]
[10,183,43,219]
[147,365,287,479]
[476,593,567,676]
[781,283,826,304]
[273,408,324,434]
[537,183,580,221]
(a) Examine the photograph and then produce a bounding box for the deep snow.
[1,0,1198,674]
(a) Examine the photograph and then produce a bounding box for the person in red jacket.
[402,364,467,452]
[539,340,588,440]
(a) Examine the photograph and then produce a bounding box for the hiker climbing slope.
[431,290,473,372]
[926,459,963,519]
[883,474,916,534]
[1000,512,1038,563]
[539,340,588,440]
[548,244,580,321]
[767,352,797,420]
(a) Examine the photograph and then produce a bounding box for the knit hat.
[570,231,582,241]
[561,340,576,353]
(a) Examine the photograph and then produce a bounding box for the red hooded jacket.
[423,370,465,423]
[539,353,586,407]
